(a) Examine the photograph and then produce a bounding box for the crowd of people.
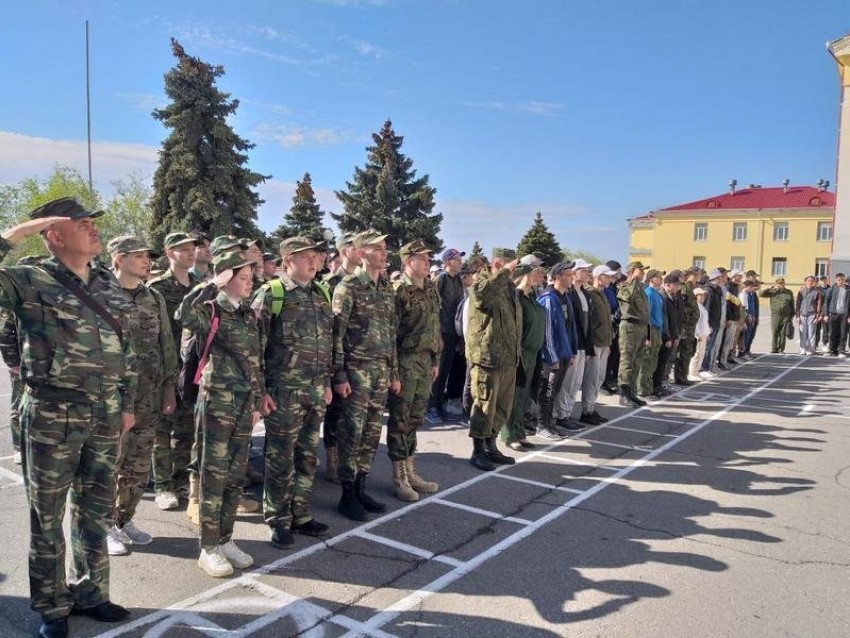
[1,197,847,638]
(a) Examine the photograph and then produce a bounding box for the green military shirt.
[323,266,354,294]
[465,268,522,369]
[617,279,650,325]
[0,237,136,411]
[0,309,20,369]
[680,282,699,336]
[393,273,442,366]
[147,268,198,356]
[251,273,334,389]
[585,285,613,347]
[331,266,398,385]
[121,284,178,390]
[760,287,795,319]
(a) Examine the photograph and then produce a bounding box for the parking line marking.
[432,498,533,526]
[536,453,620,472]
[580,438,655,452]
[492,472,585,494]
[354,530,464,567]
[0,465,23,485]
[601,424,678,438]
[631,414,689,425]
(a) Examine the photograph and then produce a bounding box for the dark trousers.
[536,359,569,430]
[429,332,459,411]
[742,321,758,354]
[816,318,830,347]
[604,330,620,386]
[828,314,848,354]
[653,343,673,391]
[701,329,719,371]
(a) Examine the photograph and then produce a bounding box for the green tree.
[333,120,443,261]
[149,39,267,249]
[469,240,484,260]
[516,211,562,267]
[272,172,329,244]
[562,247,604,265]
[100,173,154,244]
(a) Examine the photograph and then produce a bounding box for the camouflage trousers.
[637,326,662,396]
[338,361,389,483]
[21,389,121,620]
[152,393,194,494]
[387,353,431,461]
[469,363,516,439]
[263,383,323,529]
[9,370,22,452]
[113,382,161,527]
[198,388,252,550]
[618,320,647,388]
[322,388,344,450]
[674,334,697,381]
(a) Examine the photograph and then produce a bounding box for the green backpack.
[266,278,332,317]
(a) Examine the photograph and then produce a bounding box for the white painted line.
[601,424,678,438]
[492,472,584,495]
[0,464,23,485]
[432,498,534,526]
[355,530,463,568]
[536,453,619,472]
[797,403,814,417]
[630,414,690,425]
[345,356,808,636]
[580,438,655,452]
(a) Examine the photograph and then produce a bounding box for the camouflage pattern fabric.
[0,236,136,620]
[637,326,662,395]
[338,362,389,482]
[251,274,333,529]
[321,266,354,450]
[617,279,650,387]
[0,309,21,450]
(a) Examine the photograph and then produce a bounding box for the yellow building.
[628,183,835,286]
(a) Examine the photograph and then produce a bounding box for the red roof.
[658,186,835,212]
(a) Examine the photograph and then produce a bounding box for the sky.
[1,0,848,261]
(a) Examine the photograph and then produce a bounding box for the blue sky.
[1,0,848,260]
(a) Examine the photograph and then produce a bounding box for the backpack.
[264,278,331,317]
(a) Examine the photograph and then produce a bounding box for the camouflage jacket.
[393,273,442,365]
[617,279,650,325]
[251,273,334,390]
[0,238,136,411]
[323,266,355,294]
[148,268,198,362]
[760,287,796,319]
[465,268,522,369]
[0,309,20,368]
[332,267,398,385]
[121,284,178,390]
[679,282,700,335]
[180,283,262,409]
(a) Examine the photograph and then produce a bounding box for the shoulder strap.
[46,269,123,343]
[269,279,285,317]
[193,301,220,384]
[314,281,332,306]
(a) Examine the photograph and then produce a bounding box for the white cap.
[573,258,593,270]
[729,268,744,277]
[520,254,544,267]
[693,287,707,295]
[709,268,724,280]
[429,265,441,273]
[592,264,617,278]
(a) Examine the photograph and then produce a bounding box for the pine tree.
[516,211,562,266]
[272,172,329,244]
[333,120,443,258]
[469,241,484,260]
[149,39,268,248]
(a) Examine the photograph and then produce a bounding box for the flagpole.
[85,19,93,194]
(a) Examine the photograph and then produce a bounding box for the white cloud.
[114,93,167,112]
[341,37,385,58]
[177,26,336,67]
[253,122,360,148]
[461,100,565,117]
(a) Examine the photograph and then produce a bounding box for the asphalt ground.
[1,332,849,637]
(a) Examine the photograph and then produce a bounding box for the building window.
[772,258,787,278]
[815,259,829,278]
[731,256,745,271]
[773,222,789,241]
[694,223,708,242]
[732,222,748,242]
[692,256,705,270]
[817,222,833,242]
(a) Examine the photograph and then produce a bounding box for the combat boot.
[391,460,419,502]
[619,385,638,407]
[324,446,341,484]
[470,438,496,471]
[338,481,368,521]
[484,437,515,465]
[629,387,647,407]
[406,456,438,493]
[186,473,200,526]
[354,472,387,513]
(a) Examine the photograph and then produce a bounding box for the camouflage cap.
[263,252,281,264]
[107,235,161,258]
[212,251,256,275]
[164,232,199,250]
[492,247,516,260]
[240,237,264,250]
[626,261,647,272]
[399,240,432,260]
[29,197,104,221]
[353,230,389,248]
[335,232,355,251]
[279,236,323,256]
[211,235,248,256]
[513,263,534,278]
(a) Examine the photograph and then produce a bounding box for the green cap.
[399,240,432,260]
[211,235,248,256]
[164,232,199,250]
[279,236,323,256]
[108,235,160,257]
[263,252,281,264]
[513,263,534,278]
[353,230,389,249]
[240,237,264,250]
[626,261,648,272]
[492,247,516,260]
[212,251,256,275]
[335,232,355,251]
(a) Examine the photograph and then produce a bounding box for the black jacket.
[824,283,850,315]
[663,291,681,342]
[706,284,723,330]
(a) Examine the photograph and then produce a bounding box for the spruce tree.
[149,39,267,248]
[469,240,484,260]
[272,172,329,244]
[333,120,443,258]
[516,211,562,266]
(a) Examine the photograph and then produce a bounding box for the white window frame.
[815,259,829,278]
[694,223,708,242]
[692,256,705,270]
[773,222,789,242]
[817,222,833,242]
[772,258,787,278]
[731,256,745,271]
[732,222,748,242]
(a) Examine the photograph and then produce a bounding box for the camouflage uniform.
[252,271,333,530]
[0,309,22,454]
[387,273,442,460]
[332,266,398,483]
[148,267,198,495]
[0,236,136,621]
[113,283,177,527]
[675,280,700,382]
[617,275,650,389]
[321,265,355,452]
[182,282,262,550]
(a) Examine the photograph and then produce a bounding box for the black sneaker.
[38,618,68,638]
[561,419,586,432]
[717,363,730,372]
[271,526,295,549]
[71,602,130,623]
[579,413,599,425]
[589,411,608,424]
[292,518,331,538]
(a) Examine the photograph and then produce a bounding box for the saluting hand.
[2,216,68,243]
[212,270,234,289]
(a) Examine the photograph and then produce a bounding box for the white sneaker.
[119,521,153,546]
[198,547,234,578]
[155,491,179,510]
[688,375,703,382]
[107,527,129,556]
[12,451,21,465]
[219,540,254,569]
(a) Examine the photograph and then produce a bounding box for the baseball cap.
[646,269,663,281]
[626,261,647,272]
[664,271,682,284]
[520,254,544,267]
[573,258,593,270]
[211,235,248,255]
[164,232,200,250]
[513,264,534,277]
[550,261,575,277]
[107,235,160,258]
[335,232,354,251]
[729,268,744,278]
[213,251,256,275]
[400,240,433,260]
[492,247,516,260]
[606,260,622,273]
[240,237,264,250]
[29,197,104,221]
[442,248,466,261]
[592,264,617,278]
[353,230,389,248]
[709,268,724,280]
[279,236,323,256]
[775,277,786,284]
[429,265,442,273]
[693,287,707,295]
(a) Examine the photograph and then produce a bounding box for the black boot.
[470,438,496,471]
[354,472,386,513]
[619,385,638,407]
[630,387,647,406]
[39,618,68,638]
[338,481,368,521]
[484,437,515,465]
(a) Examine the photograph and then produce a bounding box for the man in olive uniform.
[0,308,22,464]
[321,232,361,483]
[466,248,522,471]
[617,261,649,407]
[148,231,199,510]
[331,230,399,521]
[107,237,178,556]
[387,240,442,501]
[0,198,137,638]
[252,237,334,549]
[761,278,796,353]
[674,267,700,385]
